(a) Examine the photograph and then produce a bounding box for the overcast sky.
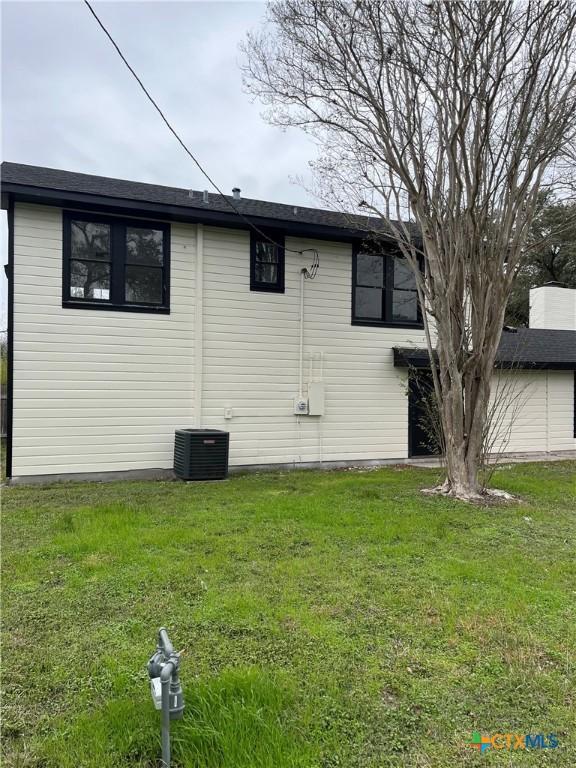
[0,0,321,324]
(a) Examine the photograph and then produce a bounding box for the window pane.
[71,221,110,261]
[357,253,383,287]
[355,287,382,319]
[126,227,164,266]
[255,261,278,284]
[256,241,278,263]
[393,257,416,289]
[125,266,163,304]
[255,241,279,284]
[70,260,110,300]
[393,290,418,322]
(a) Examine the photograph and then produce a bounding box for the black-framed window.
[250,230,285,292]
[352,246,422,327]
[63,212,170,312]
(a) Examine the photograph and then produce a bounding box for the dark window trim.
[351,243,423,328]
[351,319,425,330]
[250,229,285,293]
[62,210,171,313]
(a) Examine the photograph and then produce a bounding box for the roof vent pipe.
[232,187,241,201]
[202,190,209,203]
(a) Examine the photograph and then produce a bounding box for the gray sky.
[0,0,320,323]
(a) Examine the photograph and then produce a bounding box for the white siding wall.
[546,371,576,452]
[201,229,427,466]
[12,203,196,476]
[10,204,575,478]
[489,370,575,454]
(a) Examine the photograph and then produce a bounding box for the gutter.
[392,346,576,371]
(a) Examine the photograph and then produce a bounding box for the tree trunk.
[433,327,501,501]
[438,381,485,500]
[441,394,480,499]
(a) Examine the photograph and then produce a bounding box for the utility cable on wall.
[83,0,319,277]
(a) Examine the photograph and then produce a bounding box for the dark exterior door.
[408,371,440,457]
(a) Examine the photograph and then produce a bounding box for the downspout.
[194,224,204,427]
[5,197,14,479]
[545,370,550,453]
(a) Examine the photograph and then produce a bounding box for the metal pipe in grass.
[147,628,185,768]
[160,661,175,767]
[158,627,174,656]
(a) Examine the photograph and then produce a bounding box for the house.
[1,162,575,483]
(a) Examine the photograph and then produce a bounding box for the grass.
[1,461,575,767]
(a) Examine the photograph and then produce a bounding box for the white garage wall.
[489,369,575,454]
[547,370,576,452]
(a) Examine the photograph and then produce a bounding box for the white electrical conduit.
[195,224,204,427]
[298,268,306,397]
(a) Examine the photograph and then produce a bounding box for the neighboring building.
[1,162,575,482]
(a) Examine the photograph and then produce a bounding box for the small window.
[352,247,422,327]
[63,213,170,312]
[250,230,285,292]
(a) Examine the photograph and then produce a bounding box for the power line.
[82,0,319,272]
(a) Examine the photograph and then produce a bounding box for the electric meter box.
[308,382,325,416]
[293,397,309,415]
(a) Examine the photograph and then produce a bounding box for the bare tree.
[242,0,576,500]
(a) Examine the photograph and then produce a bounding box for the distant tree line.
[507,195,576,326]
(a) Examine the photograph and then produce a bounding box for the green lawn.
[2,462,575,767]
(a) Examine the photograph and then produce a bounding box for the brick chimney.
[529,283,576,330]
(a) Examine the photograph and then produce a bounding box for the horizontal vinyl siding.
[201,229,427,466]
[489,370,576,454]
[489,371,548,453]
[12,203,195,475]
[547,371,576,451]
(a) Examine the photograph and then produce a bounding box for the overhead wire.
[82,0,319,276]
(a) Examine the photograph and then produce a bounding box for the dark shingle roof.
[496,328,576,367]
[1,161,387,236]
[394,328,576,370]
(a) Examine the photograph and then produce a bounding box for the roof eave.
[392,347,576,371]
[0,182,379,243]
